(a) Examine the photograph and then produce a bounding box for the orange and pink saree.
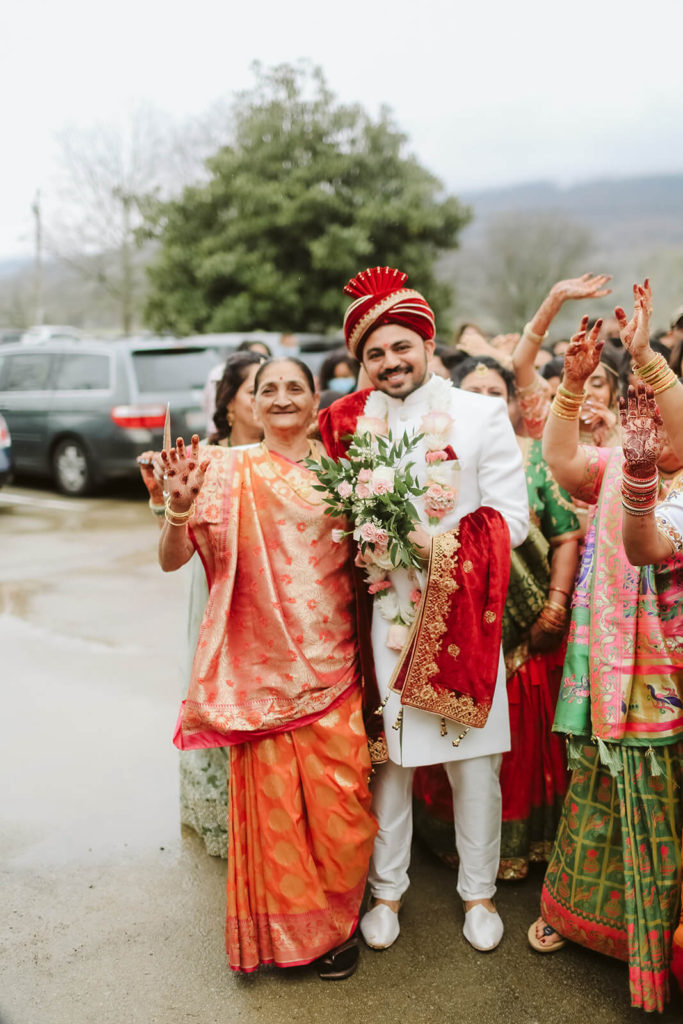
[177,444,377,971]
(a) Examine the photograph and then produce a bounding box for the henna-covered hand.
[619,381,663,477]
[562,316,604,388]
[137,450,165,503]
[160,435,210,511]
[549,273,612,304]
[614,279,652,365]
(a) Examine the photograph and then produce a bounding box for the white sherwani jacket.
[370,377,529,767]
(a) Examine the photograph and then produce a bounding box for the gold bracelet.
[635,353,671,386]
[638,360,674,389]
[522,322,548,346]
[551,401,581,421]
[536,612,565,634]
[557,384,587,402]
[545,599,567,615]
[652,370,678,395]
[164,498,195,526]
[632,353,662,377]
[551,393,583,420]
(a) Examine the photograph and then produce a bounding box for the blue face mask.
[328,376,355,394]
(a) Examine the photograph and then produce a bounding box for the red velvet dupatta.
[389,506,511,727]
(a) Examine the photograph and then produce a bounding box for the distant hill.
[459,174,683,249]
[440,173,683,334]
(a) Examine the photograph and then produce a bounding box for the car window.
[131,348,219,392]
[0,352,52,391]
[53,353,111,390]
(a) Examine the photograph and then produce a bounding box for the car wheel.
[52,438,93,496]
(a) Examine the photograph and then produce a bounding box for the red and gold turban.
[342,266,435,358]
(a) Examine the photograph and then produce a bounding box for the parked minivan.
[0,337,225,495]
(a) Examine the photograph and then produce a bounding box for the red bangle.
[548,586,571,597]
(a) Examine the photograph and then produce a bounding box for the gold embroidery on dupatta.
[367,735,389,765]
[391,531,494,725]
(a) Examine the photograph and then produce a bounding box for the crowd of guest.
[138,269,683,1011]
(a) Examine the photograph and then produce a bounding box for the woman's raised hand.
[161,435,209,511]
[549,273,612,304]
[619,381,663,477]
[615,280,652,366]
[562,316,604,389]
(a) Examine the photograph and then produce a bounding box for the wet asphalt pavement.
[1,478,682,1024]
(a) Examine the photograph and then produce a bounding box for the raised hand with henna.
[549,273,612,305]
[619,381,663,478]
[614,280,652,367]
[562,317,604,391]
[161,435,210,511]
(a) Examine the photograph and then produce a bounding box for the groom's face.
[360,324,434,399]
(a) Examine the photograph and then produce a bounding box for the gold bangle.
[633,353,663,377]
[536,613,565,635]
[557,384,587,402]
[164,498,195,525]
[652,371,678,395]
[545,599,567,614]
[523,322,548,346]
[640,364,674,389]
[551,403,581,421]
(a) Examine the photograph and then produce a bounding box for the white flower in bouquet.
[375,588,400,621]
[424,460,449,486]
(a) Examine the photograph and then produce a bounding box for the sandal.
[527,917,566,953]
[315,934,359,980]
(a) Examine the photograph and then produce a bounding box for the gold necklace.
[259,440,324,505]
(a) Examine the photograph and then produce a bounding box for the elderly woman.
[156,357,377,979]
[529,287,683,1014]
[140,351,265,857]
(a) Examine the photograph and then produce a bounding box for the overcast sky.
[2,0,682,261]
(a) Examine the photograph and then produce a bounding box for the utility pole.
[31,190,43,325]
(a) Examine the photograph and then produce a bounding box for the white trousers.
[367,754,503,902]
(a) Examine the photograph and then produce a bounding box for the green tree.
[143,63,470,334]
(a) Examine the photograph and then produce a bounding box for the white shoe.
[359,902,400,950]
[463,904,504,951]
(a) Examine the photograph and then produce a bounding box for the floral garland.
[358,375,460,650]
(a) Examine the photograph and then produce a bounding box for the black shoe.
[315,934,359,980]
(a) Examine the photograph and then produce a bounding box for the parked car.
[20,324,84,345]
[0,412,14,487]
[0,338,223,496]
